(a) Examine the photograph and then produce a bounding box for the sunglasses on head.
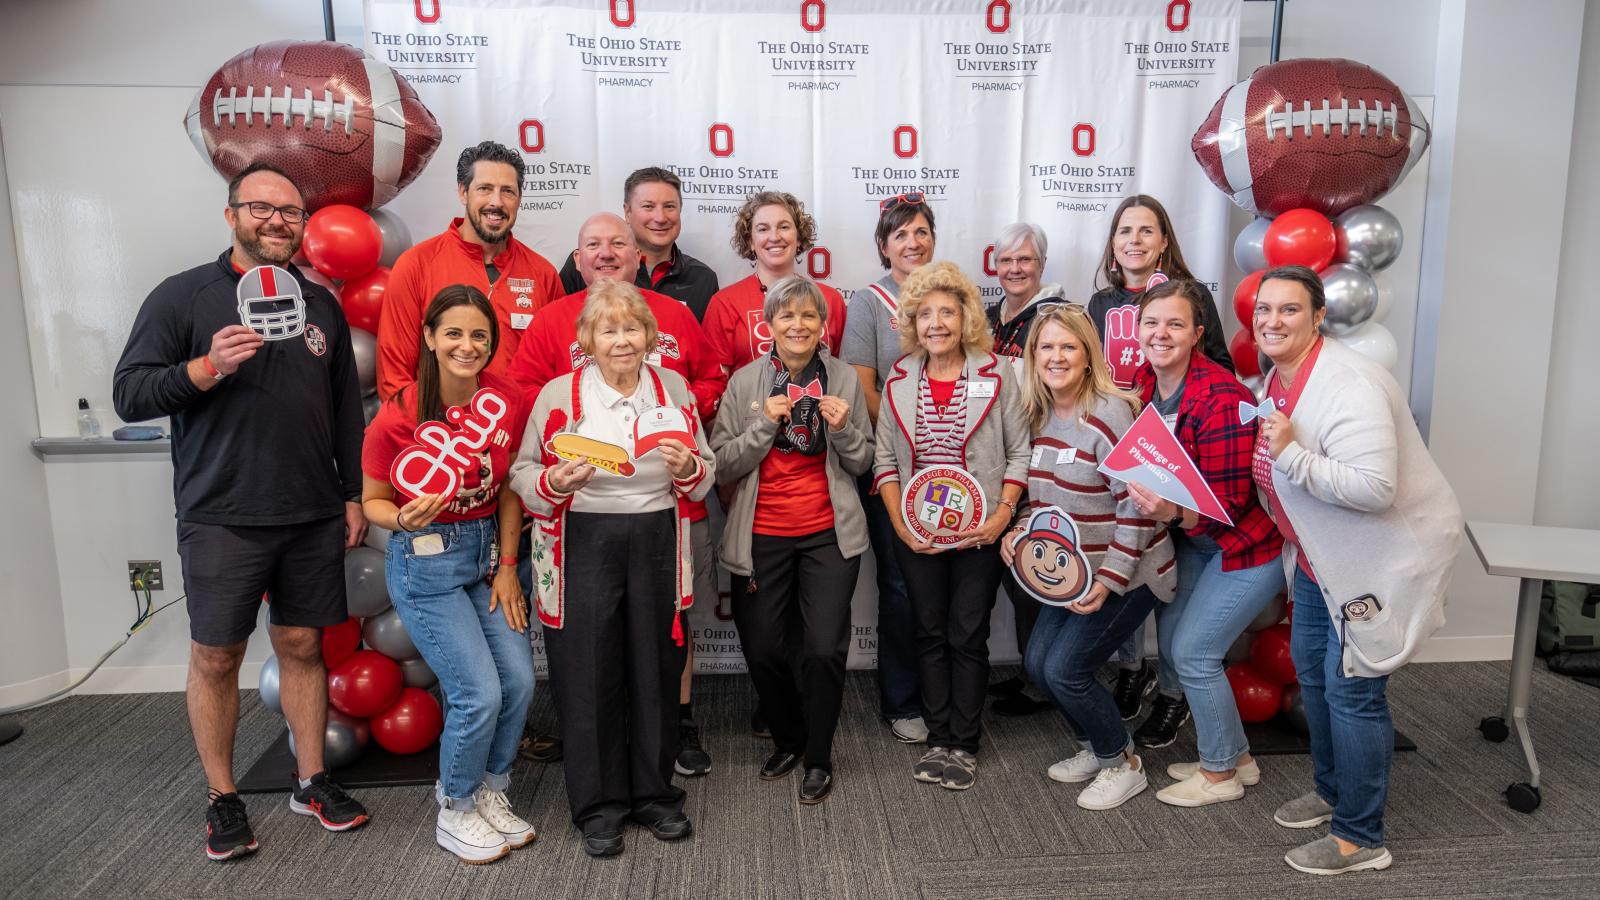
[878,192,925,214]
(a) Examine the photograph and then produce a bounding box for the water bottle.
[76,398,102,439]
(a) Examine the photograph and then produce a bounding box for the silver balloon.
[363,607,420,661]
[288,707,371,770]
[1334,205,1403,272]
[351,327,377,396]
[1318,264,1379,337]
[371,208,415,270]
[1224,631,1253,666]
[1233,216,1272,273]
[258,655,283,715]
[362,393,381,425]
[400,655,438,690]
[344,546,391,618]
[1280,684,1309,734]
[1337,322,1400,371]
[1256,349,1274,385]
[365,523,393,552]
[1245,594,1287,633]
[1241,375,1266,402]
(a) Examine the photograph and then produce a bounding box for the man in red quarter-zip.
[376,140,564,401]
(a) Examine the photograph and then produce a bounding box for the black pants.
[893,541,1004,754]
[737,529,860,771]
[1003,575,1042,669]
[543,509,684,835]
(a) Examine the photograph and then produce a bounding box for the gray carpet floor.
[2,660,1599,899]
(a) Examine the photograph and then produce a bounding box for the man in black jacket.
[113,163,370,862]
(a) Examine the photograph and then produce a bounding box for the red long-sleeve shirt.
[701,274,846,375]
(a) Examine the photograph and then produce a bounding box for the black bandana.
[769,351,828,456]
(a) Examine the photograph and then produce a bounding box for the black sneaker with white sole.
[1112,661,1156,721]
[674,717,712,776]
[205,789,258,862]
[1132,694,1190,749]
[289,771,370,831]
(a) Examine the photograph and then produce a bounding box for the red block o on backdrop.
[328,649,404,718]
[371,687,444,754]
[321,616,362,669]
[1226,663,1283,723]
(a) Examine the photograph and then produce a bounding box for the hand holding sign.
[390,388,510,502]
[1097,405,1233,526]
[633,407,697,457]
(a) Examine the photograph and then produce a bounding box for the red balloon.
[322,616,362,669]
[371,687,443,755]
[303,205,382,281]
[1249,623,1297,684]
[328,649,404,717]
[1233,269,1265,328]
[340,266,390,334]
[1263,208,1337,271]
[1228,328,1261,379]
[1226,663,1283,723]
[300,265,340,296]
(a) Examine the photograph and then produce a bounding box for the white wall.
[2,0,1593,696]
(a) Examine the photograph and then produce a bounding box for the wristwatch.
[1166,512,1185,529]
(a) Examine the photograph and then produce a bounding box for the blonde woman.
[999,304,1176,811]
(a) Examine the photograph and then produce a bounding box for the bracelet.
[997,498,1017,517]
[395,509,412,532]
[200,356,224,381]
[498,555,519,570]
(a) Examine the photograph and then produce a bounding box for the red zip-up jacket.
[1134,352,1282,571]
[376,218,563,400]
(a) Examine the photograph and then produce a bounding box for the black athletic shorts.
[177,516,348,646]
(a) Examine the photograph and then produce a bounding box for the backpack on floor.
[1538,580,1600,655]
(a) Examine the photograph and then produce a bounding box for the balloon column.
[257,547,442,770]
[1224,594,1307,733]
[1198,57,1432,380]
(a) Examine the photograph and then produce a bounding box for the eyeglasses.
[230,201,308,224]
[996,255,1040,267]
[878,192,925,214]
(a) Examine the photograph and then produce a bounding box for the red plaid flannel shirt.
[1135,353,1282,571]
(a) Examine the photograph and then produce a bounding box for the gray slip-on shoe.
[1285,836,1393,875]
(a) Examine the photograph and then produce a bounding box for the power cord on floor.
[0,579,184,716]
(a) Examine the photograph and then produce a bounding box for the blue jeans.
[1026,586,1161,765]
[1157,535,1285,771]
[861,474,921,720]
[386,516,535,807]
[1290,564,1391,847]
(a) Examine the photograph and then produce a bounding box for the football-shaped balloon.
[184,40,442,212]
[1192,58,1430,217]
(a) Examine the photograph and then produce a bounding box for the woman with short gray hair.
[988,222,1065,362]
[713,275,875,804]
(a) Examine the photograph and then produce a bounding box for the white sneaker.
[1166,758,1261,786]
[1075,756,1148,810]
[436,807,510,864]
[890,716,930,744]
[1047,749,1101,784]
[472,784,537,849]
[1156,771,1246,807]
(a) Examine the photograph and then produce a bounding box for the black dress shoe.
[582,830,624,858]
[642,813,693,841]
[799,767,833,804]
[987,675,1025,698]
[992,694,1053,717]
[760,750,801,780]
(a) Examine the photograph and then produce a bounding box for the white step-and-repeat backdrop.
[363,0,1241,673]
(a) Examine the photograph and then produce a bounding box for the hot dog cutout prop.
[390,388,509,500]
[546,432,636,477]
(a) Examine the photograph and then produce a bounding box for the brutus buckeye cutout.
[186,40,442,211]
[390,389,510,502]
[1192,58,1431,217]
[1007,505,1093,607]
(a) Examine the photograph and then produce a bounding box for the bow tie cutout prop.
[1237,398,1277,425]
[786,379,823,402]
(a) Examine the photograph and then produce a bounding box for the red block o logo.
[982,245,997,277]
[1167,0,1191,32]
[807,247,831,279]
[893,125,918,159]
[801,0,825,32]
[610,0,635,28]
[1072,123,1095,157]
[518,119,545,154]
[414,0,441,23]
[709,123,734,158]
[987,0,1011,33]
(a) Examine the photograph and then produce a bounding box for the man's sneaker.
[674,718,712,777]
[289,772,370,832]
[1167,758,1261,786]
[472,784,537,849]
[1156,771,1246,807]
[517,733,563,763]
[1274,790,1335,828]
[940,749,978,791]
[913,746,949,783]
[1047,749,1101,784]
[889,715,929,744]
[1285,836,1393,875]
[205,789,258,862]
[1075,756,1148,810]
[435,807,510,865]
[1132,695,1190,749]
[1112,662,1156,720]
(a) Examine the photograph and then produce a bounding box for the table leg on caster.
[1493,577,1544,813]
